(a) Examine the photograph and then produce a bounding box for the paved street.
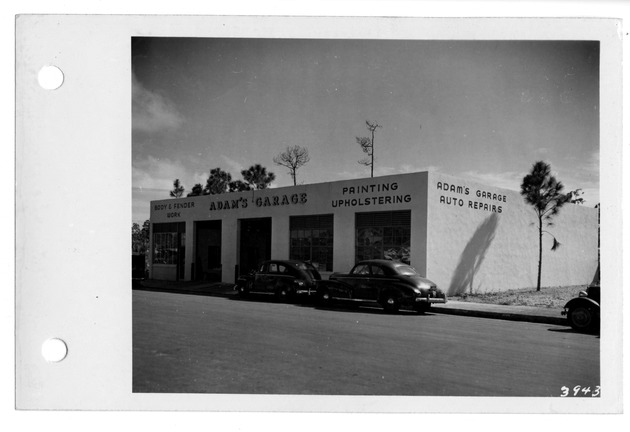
[133,290,599,396]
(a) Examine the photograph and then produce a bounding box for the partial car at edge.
[562,284,600,333]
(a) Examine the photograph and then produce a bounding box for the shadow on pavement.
[547,327,600,337]
[228,293,434,317]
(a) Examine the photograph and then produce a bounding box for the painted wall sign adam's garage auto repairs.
[436,181,506,213]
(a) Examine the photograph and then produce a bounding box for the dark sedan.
[318,259,447,313]
[235,260,321,301]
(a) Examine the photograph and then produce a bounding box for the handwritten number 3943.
[561,385,600,397]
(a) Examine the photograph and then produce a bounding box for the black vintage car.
[235,260,321,301]
[562,284,600,332]
[318,259,447,313]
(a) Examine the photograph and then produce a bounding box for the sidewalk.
[431,300,567,326]
[133,279,568,326]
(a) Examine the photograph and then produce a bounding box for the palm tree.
[520,161,570,291]
[241,164,276,190]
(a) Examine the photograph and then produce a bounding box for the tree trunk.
[537,216,543,291]
[370,129,375,178]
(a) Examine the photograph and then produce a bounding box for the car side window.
[277,264,288,274]
[370,265,385,276]
[352,264,370,275]
[259,263,266,272]
[269,263,278,273]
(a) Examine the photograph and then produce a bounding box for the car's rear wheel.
[275,286,291,302]
[319,288,333,306]
[568,306,597,332]
[381,293,400,313]
[415,303,431,314]
[237,281,251,297]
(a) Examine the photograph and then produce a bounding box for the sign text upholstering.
[332,182,412,208]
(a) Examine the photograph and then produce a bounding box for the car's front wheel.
[381,293,400,313]
[568,305,598,332]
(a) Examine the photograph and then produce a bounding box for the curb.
[431,305,568,326]
[133,282,237,298]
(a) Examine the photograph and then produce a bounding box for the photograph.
[131,36,602,397]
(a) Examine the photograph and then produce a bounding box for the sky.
[132,38,599,224]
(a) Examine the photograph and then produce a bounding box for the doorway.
[239,217,272,276]
[195,220,222,281]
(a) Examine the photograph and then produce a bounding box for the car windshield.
[394,265,419,276]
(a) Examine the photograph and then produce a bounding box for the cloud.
[220,155,245,175]
[461,155,600,206]
[585,150,599,174]
[133,154,255,194]
[459,170,523,192]
[133,156,206,192]
[132,73,185,133]
[399,164,441,174]
[546,150,600,206]
[374,164,441,177]
[327,165,440,183]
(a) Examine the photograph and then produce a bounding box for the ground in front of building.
[452,285,588,308]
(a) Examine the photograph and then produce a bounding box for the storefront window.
[152,232,179,264]
[356,211,411,264]
[152,222,185,270]
[289,214,334,271]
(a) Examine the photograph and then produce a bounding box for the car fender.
[317,279,351,298]
[379,285,406,301]
[375,280,414,297]
[235,275,253,287]
[564,297,600,311]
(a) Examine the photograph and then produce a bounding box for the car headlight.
[411,287,422,294]
[294,280,305,286]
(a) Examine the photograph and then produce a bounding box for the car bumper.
[294,287,318,296]
[413,294,447,304]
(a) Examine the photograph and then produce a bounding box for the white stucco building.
[148,171,599,295]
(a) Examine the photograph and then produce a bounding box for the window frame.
[289,214,334,272]
[355,211,411,264]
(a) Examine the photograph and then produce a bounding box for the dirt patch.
[453,285,588,309]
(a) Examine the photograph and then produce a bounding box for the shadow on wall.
[448,213,499,296]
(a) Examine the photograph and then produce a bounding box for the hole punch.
[41,338,68,362]
[37,65,64,90]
